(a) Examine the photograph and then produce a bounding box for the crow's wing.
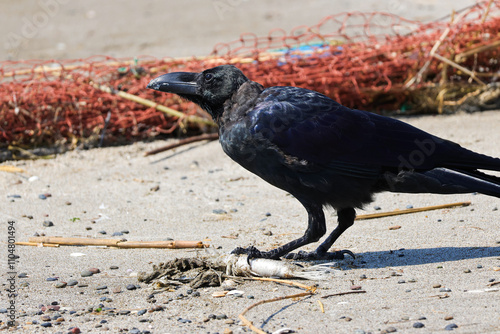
[249,87,499,174]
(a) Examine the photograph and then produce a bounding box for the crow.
[147,65,500,260]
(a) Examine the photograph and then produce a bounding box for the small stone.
[226,290,244,297]
[398,280,406,284]
[463,269,471,273]
[112,232,123,236]
[137,309,147,316]
[39,194,47,200]
[112,287,122,294]
[126,284,137,290]
[263,230,272,236]
[178,318,192,323]
[388,225,401,230]
[70,327,81,334]
[445,323,458,330]
[98,230,107,235]
[408,278,416,283]
[440,288,452,292]
[130,329,140,334]
[81,270,93,277]
[212,209,227,214]
[359,274,367,279]
[383,327,397,333]
[43,220,54,227]
[96,285,107,290]
[110,265,119,270]
[40,322,52,327]
[247,295,254,299]
[350,285,362,290]
[432,284,442,288]
[413,322,425,328]
[18,272,28,278]
[67,280,78,286]
[444,315,454,320]
[46,277,58,281]
[118,310,130,315]
[216,314,228,320]
[212,291,227,298]
[477,264,483,269]
[54,282,67,288]
[88,268,100,274]
[374,206,381,210]
[41,315,51,321]
[225,319,235,324]
[77,283,88,288]
[418,316,427,320]
[406,204,414,209]
[0,308,7,314]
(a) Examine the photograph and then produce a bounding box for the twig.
[144,133,219,156]
[242,276,317,292]
[431,53,486,85]
[455,39,500,63]
[355,201,470,220]
[23,236,207,249]
[238,291,314,334]
[487,281,500,287]
[321,290,366,298]
[317,300,325,313]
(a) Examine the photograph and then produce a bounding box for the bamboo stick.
[14,242,59,247]
[355,201,471,220]
[90,83,216,127]
[24,236,206,249]
[114,240,205,249]
[29,236,121,246]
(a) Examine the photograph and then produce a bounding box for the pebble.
[112,287,122,294]
[112,232,123,236]
[77,283,88,288]
[351,285,362,290]
[110,265,119,270]
[67,280,78,286]
[406,204,414,209]
[80,270,93,277]
[96,285,108,290]
[39,194,48,200]
[433,284,442,288]
[8,194,21,198]
[98,230,107,235]
[89,268,100,274]
[18,272,28,278]
[440,288,452,292]
[225,319,235,324]
[178,318,192,323]
[40,322,52,327]
[118,310,131,315]
[212,209,227,214]
[413,322,425,328]
[247,295,254,299]
[0,309,7,314]
[374,205,381,210]
[444,315,454,320]
[46,277,58,281]
[263,230,273,236]
[445,323,458,330]
[137,309,147,316]
[41,315,51,321]
[126,284,137,290]
[226,290,244,297]
[477,264,483,269]
[464,269,471,273]
[382,327,397,333]
[216,314,228,320]
[70,328,81,334]
[397,280,405,284]
[43,220,54,227]
[54,282,67,288]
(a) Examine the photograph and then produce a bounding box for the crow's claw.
[231,246,264,261]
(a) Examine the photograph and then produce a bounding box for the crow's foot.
[231,246,264,259]
[284,249,355,261]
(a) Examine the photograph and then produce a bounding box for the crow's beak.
[147,72,198,95]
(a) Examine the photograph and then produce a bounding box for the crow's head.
[147,65,249,120]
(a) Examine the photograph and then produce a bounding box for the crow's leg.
[231,203,327,260]
[285,207,356,260]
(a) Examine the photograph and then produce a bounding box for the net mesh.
[1,0,499,153]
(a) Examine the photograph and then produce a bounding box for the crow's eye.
[204,73,214,82]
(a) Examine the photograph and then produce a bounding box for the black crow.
[147,65,500,260]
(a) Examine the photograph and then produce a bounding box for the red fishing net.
[1,0,499,155]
